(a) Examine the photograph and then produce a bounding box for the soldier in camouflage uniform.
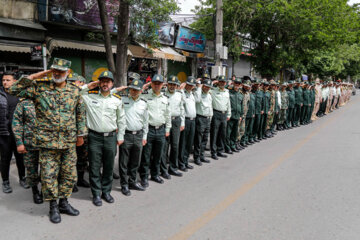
[12,99,43,204]
[237,78,250,150]
[263,81,272,138]
[9,58,87,224]
[278,83,289,130]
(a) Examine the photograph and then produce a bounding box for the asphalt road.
[1,95,360,240]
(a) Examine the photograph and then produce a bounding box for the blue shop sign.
[175,27,206,53]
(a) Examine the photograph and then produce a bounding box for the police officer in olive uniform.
[301,81,311,124]
[80,70,126,207]
[119,79,148,196]
[161,75,184,177]
[286,81,296,128]
[178,76,197,168]
[193,78,213,164]
[225,77,243,153]
[293,80,303,127]
[210,76,231,160]
[139,74,171,187]
[252,80,264,143]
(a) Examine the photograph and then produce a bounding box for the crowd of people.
[0,58,354,224]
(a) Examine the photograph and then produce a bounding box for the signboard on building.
[48,0,118,31]
[174,27,206,53]
[157,22,176,46]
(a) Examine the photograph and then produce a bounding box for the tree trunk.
[97,0,116,76]
[115,0,130,87]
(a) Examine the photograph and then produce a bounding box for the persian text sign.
[175,27,206,53]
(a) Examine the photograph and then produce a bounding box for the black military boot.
[32,186,43,204]
[77,172,90,188]
[59,198,80,216]
[49,200,61,224]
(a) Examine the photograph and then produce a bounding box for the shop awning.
[153,47,186,62]
[134,43,186,62]
[128,45,157,59]
[47,38,132,56]
[0,44,31,53]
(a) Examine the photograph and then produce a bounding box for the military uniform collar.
[152,91,163,97]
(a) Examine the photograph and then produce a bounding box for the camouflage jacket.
[9,77,87,149]
[12,99,38,150]
[280,90,289,110]
[242,91,250,117]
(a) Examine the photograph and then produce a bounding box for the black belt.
[185,117,195,121]
[89,129,116,137]
[197,114,211,119]
[214,109,226,114]
[149,124,165,130]
[125,130,143,135]
[171,116,180,120]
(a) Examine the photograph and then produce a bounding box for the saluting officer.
[210,76,231,160]
[80,70,126,207]
[119,78,148,196]
[193,78,213,164]
[139,74,171,187]
[161,75,184,177]
[178,76,197,168]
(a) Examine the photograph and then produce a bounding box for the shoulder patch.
[112,93,122,100]
[88,90,99,94]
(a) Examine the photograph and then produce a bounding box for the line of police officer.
[7,57,353,223]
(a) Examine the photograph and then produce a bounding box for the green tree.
[97,0,179,86]
[191,0,360,79]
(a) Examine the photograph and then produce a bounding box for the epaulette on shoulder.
[140,98,147,103]
[70,82,81,89]
[113,93,122,100]
[36,77,51,82]
[163,94,169,98]
[88,90,99,94]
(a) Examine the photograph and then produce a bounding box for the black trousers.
[179,118,196,168]
[0,134,25,182]
[119,131,143,187]
[194,115,211,162]
[161,117,181,173]
[210,111,227,155]
[139,126,166,179]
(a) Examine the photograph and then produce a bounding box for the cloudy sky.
[179,0,360,14]
[178,0,200,14]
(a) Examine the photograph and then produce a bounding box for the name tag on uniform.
[124,102,129,105]
[45,91,54,95]
[92,101,99,104]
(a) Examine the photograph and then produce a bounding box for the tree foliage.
[191,0,360,80]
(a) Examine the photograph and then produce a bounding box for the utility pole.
[215,0,223,67]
